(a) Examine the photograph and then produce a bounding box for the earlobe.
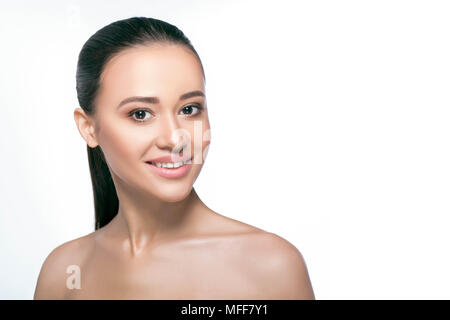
[73,107,99,148]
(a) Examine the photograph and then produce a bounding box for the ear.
[73,108,99,148]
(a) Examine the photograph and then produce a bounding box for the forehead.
[97,44,204,106]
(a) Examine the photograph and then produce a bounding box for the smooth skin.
[34,43,315,300]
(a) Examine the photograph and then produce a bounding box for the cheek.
[98,121,148,169]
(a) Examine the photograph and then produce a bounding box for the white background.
[1,0,449,299]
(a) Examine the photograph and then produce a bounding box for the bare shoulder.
[235,231,316,300]
[197,212,315,299]
[33,232,96,299]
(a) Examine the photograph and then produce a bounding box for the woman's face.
[89,43,210,202]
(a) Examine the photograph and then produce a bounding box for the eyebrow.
[117,90,205,109]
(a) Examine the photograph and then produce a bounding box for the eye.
[180,104,204,117]
[129,109,152,123]
[128,104,204,124]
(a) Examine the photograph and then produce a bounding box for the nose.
[155,112,187,153]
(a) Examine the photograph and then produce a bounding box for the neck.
[108,182,205,257]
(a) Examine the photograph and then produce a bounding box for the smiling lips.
[145,154,193,178]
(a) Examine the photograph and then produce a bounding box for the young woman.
[34,16,315,300]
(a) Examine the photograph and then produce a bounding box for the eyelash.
[128,104,204,123]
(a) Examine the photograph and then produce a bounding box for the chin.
[151,184,193,203]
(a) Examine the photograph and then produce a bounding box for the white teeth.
[153,159,190,168]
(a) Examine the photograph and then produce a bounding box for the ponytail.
[87,145,118,230]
